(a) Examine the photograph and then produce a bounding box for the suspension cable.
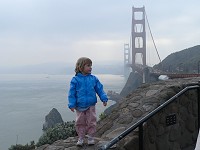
[145,11,162,64]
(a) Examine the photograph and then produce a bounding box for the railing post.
[198,81,200,129]
[139,124,143,150]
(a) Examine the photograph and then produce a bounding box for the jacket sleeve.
[68,77,77,108]
[94,77,108,102]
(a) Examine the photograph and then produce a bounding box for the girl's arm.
[94,77,108,102]
[68,78,77,109]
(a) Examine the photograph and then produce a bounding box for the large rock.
[43,108,64,131]
[120,71,143,97]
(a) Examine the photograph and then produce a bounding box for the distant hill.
[0,61,124,75]
[153,45,200,73]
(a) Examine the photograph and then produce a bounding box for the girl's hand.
[70,108,75,112]
[103,102,107,106]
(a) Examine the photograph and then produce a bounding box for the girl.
[68,57,108,146]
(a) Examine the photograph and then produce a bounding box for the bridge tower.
[124,43,131,78]
[131,6,146,70]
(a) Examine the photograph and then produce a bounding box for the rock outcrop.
[37,77,200,150]
[43,108,64,131]
[107,90,122,102]
[120,71,143,97]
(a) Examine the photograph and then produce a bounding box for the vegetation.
[9,121,76,150]
[8,141,35,150]
[36,121,76,147]
[99,112,107,120]
[154,45,200,73]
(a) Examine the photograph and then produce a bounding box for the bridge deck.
[151,73,200,79]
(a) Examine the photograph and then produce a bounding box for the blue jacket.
[68,73,108,110]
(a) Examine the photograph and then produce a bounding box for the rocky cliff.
[43,108,64,131]
[36,77,200,150]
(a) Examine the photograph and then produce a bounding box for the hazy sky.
[0,0,200,67]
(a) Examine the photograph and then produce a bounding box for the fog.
[1,0,200,69]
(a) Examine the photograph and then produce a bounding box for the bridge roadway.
[126,64,200,79]
[150,73,200,79]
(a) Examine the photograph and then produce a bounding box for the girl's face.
[82,63,92,75]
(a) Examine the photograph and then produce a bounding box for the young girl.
[68,57,108,146]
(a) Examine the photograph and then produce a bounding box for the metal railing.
[99,82,200,150]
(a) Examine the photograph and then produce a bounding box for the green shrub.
[9,141,35,150]
[36,121,76,147]
[99,112,107,120]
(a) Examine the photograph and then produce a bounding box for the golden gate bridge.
[123,6,200,82]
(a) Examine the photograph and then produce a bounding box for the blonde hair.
[75,57,92,74]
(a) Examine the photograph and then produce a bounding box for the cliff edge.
[36,77,200,150]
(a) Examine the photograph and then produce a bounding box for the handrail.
[99,83,200,150]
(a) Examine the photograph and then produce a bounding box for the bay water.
[0,74,125,150]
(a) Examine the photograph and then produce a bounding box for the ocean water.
[0,74,125,150]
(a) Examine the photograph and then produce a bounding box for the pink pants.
[75,106,97,139]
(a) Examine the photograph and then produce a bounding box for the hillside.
[154,45,200,73]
